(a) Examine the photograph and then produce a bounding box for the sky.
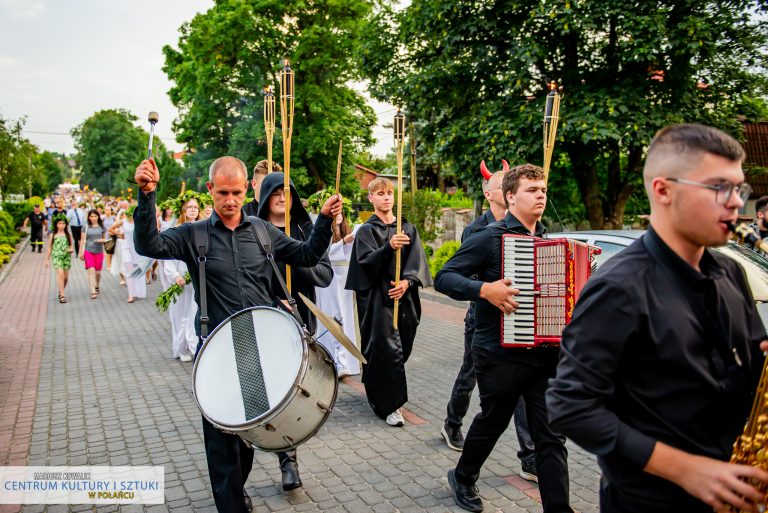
[0,0,394,158]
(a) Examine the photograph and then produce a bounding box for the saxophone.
[728,221,768,511]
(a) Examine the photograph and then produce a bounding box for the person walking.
[102,205,117,272]
[79,209,107,299]
[109,205,148,303]
[23,204,47,253]
[46,214,74,303]
[67,200,86,255]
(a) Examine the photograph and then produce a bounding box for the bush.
[0,244,14,255]
[429,240,461,278]
[0,254,9,265]
[1,202,29,229]
[403,189,444,244]
[0,233,21,246]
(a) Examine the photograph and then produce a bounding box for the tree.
[37,151,67,193]
[0,116,46,198]
[359,0,768,228]
[71,109,146,196]
[162,0,377,197]
[71,109,183,198]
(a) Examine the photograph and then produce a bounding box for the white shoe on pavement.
[179,354,193,362]
[386,409,404,427]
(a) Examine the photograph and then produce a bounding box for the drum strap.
[249,218,306,329]
[192,220,210,339]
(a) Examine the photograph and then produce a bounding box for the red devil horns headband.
[480,159,511,181]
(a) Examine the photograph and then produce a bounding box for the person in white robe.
[163,197,200,361]
[109,206,150,302]
[315,213,361,378]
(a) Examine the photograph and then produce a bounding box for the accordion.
[501,234,600,348]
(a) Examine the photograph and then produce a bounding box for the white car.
[548,230,768,327]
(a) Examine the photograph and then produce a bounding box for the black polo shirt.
[133,190,332,335]
[547,226,766,507]
[27,212,46,229]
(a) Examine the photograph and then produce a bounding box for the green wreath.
[306,189,357,225]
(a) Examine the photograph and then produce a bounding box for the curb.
[0,235,30,288]
[420,286,467,309]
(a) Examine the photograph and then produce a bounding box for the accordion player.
[501,234,600,348]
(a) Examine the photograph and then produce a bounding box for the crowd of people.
[23,122,768,513]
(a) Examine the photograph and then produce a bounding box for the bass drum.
[193,306,338,451]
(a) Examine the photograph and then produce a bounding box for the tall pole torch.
[542,80,563,185]
[393,108,406,329]
[280,59,295,292]
[263,85,276,173]
[409,123,417,206]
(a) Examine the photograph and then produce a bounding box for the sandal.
[127,297,135,303]
[90,292,98,299]
[95,287,99,295]
[59,295,67,303]
[151,272,158,281]
[145,278,151,285]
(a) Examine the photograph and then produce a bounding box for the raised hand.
[320,194,343,217]
[134,159,160,193]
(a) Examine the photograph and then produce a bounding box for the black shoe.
[442,423,465,451]
[519,461,538,483]
[448,468,483,512]
[243,488,253,513]
[277,451,302,491]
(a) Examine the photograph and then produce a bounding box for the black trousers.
[455,346,572,513]
[30,228,44,251]
[202,416,254,513]
[70,226,82,255]
[445,305,535,465]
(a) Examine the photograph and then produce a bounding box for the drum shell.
[235,341,337,451]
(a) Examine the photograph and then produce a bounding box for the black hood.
[256,172,311,228]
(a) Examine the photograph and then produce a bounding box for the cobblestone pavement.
[3,252,601,512]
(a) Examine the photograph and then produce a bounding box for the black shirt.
[28,212,46,229]
[546,226,765,506]
[434,212,553,357]
[133,190,333,336]
[461,210,496,243]
[242,198,259,218]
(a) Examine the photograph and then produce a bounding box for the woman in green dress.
[46,214,74,303]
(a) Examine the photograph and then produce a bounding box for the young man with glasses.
[547,124,768,512]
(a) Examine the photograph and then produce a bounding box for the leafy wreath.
[51,213,68,225]
[306,189,357,225]
[160,191,213,218]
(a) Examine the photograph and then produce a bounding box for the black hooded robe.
[256,172,332,335]
[345,214,432,418]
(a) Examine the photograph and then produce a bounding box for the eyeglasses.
[666,178,752,206]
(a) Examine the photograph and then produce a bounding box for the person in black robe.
[345,177,432,427]
[243,160,281,217]
[256,172,333,335]
[255,171,333,492]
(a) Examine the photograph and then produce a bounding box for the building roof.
[744,121,768,168]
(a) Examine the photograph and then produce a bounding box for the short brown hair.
[368,177,394,195]
[643,124,745,190]
[502,164,545,207]
[253,160,282,179]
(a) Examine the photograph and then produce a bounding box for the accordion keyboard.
[502,236,536,345]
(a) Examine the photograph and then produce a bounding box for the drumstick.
[147,111,159,160]
[335,140,342,196]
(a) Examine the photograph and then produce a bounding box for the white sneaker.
[386,409,404,427]
[179,354,193,362]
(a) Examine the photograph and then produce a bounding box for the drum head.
[194,307,305,427]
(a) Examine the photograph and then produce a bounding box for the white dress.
[157,218,176,291]
[314,233,361,376]
[163,259,197,359]
[120,221,146,299]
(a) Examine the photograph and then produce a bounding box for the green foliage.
[71,110,183,198]
[359,0,768,228]
[0,116,47,197]
[156,272,192,312]
[403,189,444,244]
[162,0,377,197]
[0,243,14,255]
[306,189,358,224]
[429,240,461,278]
[36,151,68,193]
[1,202,29,229]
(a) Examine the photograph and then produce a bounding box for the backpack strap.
[248,217,305,328]
[192,220,211,339]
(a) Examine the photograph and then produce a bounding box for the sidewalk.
[1,254,600,512]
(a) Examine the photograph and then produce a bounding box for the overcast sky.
[0,0,394,158]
